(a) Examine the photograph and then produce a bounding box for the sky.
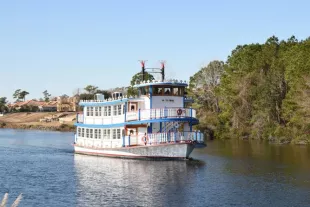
[0,0,309,102]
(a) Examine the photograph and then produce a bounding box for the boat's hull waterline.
[74,142,204,160]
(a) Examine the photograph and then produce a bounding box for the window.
[98,107,102,116]
[87,107,90,116]
[95,107,99,116]
[113,105,117,116]
[94,129,98,139]
[104,106,107,116]
[117,129,121,139]
[90,129,93,138]
[103,129,107,139]
[173,87,179,96]
[78,128,81,136]
[112,129,117,139]
[103,129,110,139]
[82,128,85,137]
[130,105,135,111]
[164,87,171,95]
[153,86,163,96]
[98,129,101,139]
[90,107,94,116]
[140,87,149,95]
[107,106,111,116]
[179,87,184,96]
[86,129,89,138]
[118,105,122,115]
[107,129,110,139]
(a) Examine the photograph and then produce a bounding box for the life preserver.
[177,108,182,116]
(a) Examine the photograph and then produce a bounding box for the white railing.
[76,107,196,124]
[134,79,187,85]
[80,96,128,103]
[123,131,204,147]
[76,137,123,148]
[76,131,204,148]
[126,107,196,121]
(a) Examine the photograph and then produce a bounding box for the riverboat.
[74,61,206,160]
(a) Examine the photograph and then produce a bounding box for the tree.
[79,89,111,100]
[130,72,155,86]
[13,89,21,101]
[0,97,7,112]
[127,72,155,97]
[18,91,29,102]
[13,89,29,102]
[188,61,224,139]
[42,90,51,102]
[96,90,111,99]
[189,60,224,112]
[84,85,98,94]
[190,36,310,144]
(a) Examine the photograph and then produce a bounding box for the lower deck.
[75,131,204,149]
[74,142,197,159]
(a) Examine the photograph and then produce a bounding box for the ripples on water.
[0,129,310,207]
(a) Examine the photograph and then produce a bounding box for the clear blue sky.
[0,0,309,102]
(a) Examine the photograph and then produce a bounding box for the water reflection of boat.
[74,62,206,160]
[74,154,198,206]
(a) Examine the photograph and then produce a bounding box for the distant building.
[38,101,58,112]
[8,100,45,112]
[57,95,79,112]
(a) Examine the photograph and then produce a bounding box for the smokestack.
[141,61,146,81]
[161,62,165,81]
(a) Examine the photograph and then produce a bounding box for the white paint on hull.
[74,146,141,157]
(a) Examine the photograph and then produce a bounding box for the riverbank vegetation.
[189,36,310,144]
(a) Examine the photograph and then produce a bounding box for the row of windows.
[139,86,185,96]
[77,127,124,139]
[86,105,124,117]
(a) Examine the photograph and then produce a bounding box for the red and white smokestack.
[160,61,165,81]
[140,60,146,81]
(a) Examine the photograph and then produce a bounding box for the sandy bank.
[0,112,76,132]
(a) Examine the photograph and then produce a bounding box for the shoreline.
[0,122,75,132]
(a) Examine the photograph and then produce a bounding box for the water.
[0,129,310,207]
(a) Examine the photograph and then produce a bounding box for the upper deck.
[76,62,196,126]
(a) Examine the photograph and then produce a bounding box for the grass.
[0,193,22,207]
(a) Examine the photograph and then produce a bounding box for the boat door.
[128,128,138,145]
[128,102,138,112]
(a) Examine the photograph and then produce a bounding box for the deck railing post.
[138,109,141,121]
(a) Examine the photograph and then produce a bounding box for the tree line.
[189,36,310,144]
[0,85,113,113]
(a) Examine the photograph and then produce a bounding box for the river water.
[0,129,309,207]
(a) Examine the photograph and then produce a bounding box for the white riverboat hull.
[74,143,199,160]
